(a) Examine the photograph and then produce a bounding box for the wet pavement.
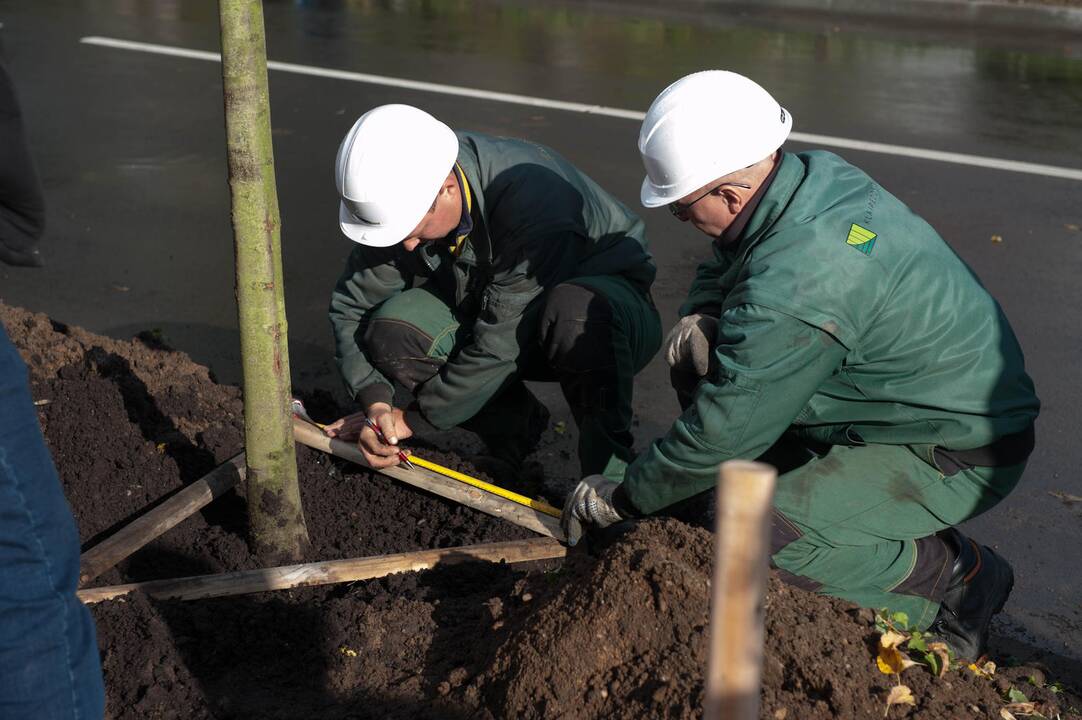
[1,0,1080,663]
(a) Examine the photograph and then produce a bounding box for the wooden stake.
[704,460,777,720]
[78,537,566,604]
[78,453,246,587]
[291,418,564,540]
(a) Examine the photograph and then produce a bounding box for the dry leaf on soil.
[878,647,918,675]
[927,641,951,678]
[968,661,997,678]
[1004,702,1039,716]
[885,684,916,715]
[877,632,917,675]
[880,630,908,649]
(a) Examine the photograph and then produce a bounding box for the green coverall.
[621,150,1039,627]
[329,131,661,477]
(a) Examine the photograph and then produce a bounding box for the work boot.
[928,529,1015,661]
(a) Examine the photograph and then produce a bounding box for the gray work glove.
[663,313,718,377]
[561,474,625,547]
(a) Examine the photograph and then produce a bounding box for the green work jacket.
[329,131,656,428]
[623,150,1039,514]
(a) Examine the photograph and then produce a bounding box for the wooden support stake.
[292,417,564,540]
[704,460,777,720]
[78,537,566,604]
[78,453,246,587]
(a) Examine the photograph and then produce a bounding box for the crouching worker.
[562,71,1039,662]
[325,104,661,486]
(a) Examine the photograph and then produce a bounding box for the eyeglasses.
[668,181,752,219]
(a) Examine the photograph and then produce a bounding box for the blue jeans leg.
[0,324,104,720]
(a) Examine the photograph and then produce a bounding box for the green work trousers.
[368,274,661,479]
[770,441,1026,629]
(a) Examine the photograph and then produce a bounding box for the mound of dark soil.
[470,520,1079,719]
[2,301,1079,720]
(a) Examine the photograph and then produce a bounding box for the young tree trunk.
[218,0,309,563]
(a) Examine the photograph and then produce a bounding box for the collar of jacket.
[449,141,493,269]
[725,151,806,259]
[448,163,474,256]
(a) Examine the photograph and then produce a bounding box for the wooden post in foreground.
[704,460,777,720]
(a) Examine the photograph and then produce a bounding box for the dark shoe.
[0,242,44,267]
[928,529,1014,661]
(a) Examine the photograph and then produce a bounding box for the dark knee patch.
[364,317,443,390]
[891,534,953,601]
[770,509,823,592]
[539,283,616,373]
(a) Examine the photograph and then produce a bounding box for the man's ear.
[720,186,746,214]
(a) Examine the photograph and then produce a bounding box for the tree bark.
[218,0,309,562]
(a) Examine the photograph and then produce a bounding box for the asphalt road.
[1,0,1080,662]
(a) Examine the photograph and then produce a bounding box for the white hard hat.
[638,71,792,208]
[335,104,459,247]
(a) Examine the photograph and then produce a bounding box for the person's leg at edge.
[768,442,1023,641]
[0,323,104,718]
[0,57,47,266]
[538,276,661,482]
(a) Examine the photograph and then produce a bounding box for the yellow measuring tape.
[405,454,562,518]
[290,401,561,518]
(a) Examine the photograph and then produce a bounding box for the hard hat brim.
[640,177,677,209]
[339,200,423,248]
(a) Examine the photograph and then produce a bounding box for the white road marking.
[81,35,1082,182]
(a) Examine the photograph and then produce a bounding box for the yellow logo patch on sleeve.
[846,223,878,255]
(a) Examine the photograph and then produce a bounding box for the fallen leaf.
[969,661,997,678]
[991,235,1004,243]
[878,646,917,675]
[1007,688,1030,704]
[885,684,916,715]
[1004,702,1039,716]
[155,442,167,454]
[881,630,908,649]
[927,642,951,678]
[339,646,357,657]
[1048,490,1082,505]
[1000,709,1017,720]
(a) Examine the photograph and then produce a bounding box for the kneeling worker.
[562,71,1039,661]
[325,104,661,485]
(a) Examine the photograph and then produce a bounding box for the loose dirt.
[3,301,1078,720]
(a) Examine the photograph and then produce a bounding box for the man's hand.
[663,313,718,377]
[561,475,625,547]
[324,403,413,469]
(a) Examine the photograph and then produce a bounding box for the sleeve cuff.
[355,382,394,410]
[682,304,721,318]
[403,400,433,434]
[611,483,642,519]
